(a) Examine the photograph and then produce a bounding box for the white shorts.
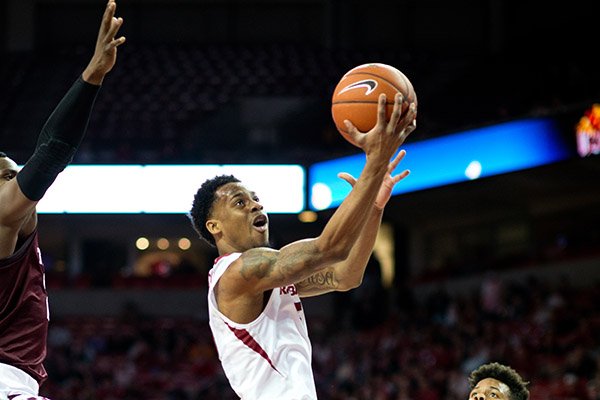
[1,394,51,400]
[0,363,49,400]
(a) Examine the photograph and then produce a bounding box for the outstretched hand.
[338,149,410,210]
[82,0,126,85]
[343,93,417,165]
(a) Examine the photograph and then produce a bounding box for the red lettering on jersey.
[279,284,297,296]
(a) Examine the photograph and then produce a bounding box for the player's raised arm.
[83,0,126,85]
[219,94,416,298]
[0,2,125,397]
[296,149,411,297]
[0,0,125,227]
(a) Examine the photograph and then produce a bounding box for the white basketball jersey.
[208,253,317,400]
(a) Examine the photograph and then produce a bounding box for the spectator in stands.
[468,362,530,400]
[0,2,125,399]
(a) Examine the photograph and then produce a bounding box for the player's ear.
[206,219,221,235]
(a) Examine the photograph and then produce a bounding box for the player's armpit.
[296,267,340,298]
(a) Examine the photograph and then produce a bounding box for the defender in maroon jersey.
[0,2,125,398]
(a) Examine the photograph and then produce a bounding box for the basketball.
[331,63,417,146]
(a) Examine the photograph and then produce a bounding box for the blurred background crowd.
[42,273,600,399]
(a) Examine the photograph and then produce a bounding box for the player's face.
[468,378,511,400]
[209,182,269,251]
[0,157,18,188]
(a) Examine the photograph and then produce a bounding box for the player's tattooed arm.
[216,243,339,323]
[295,267,340,297]
[295,150,411,298]
[238,249,279,280]
[229,240,331,294]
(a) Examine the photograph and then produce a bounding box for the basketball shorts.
[0,363,50,400]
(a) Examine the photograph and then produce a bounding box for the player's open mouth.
[253,214,268,233]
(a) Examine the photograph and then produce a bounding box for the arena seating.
[2,43,591,165]
[41,276,600,399]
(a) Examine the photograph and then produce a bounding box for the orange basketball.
[331,63,417,146]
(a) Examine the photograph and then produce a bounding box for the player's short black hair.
[189,174,241,247]
[469,362,529,400]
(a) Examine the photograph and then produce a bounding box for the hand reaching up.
[338,149,410,210]
[83,0,126,85]
[343,93,417,169]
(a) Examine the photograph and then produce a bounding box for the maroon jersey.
[0,230,48,385]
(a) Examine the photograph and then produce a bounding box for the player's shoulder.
[0,180,37,229]
[218,247,280,280]
[214,252,243,267]
[211,252,243,278]
[208,252,243,290]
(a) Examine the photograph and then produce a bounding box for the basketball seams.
[332,100,392,105]
[341,71,409,96]
[332,102,395,134]
[395,72,413,102]
[332,63,416,140]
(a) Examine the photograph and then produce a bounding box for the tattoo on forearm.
[296,270,338,290]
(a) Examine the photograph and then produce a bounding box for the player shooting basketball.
[0,2,125,398]
[189,93,417,399]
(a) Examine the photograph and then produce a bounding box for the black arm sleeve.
[17,76,101,201]
[35,76,100,149]
[17,139,76,201]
